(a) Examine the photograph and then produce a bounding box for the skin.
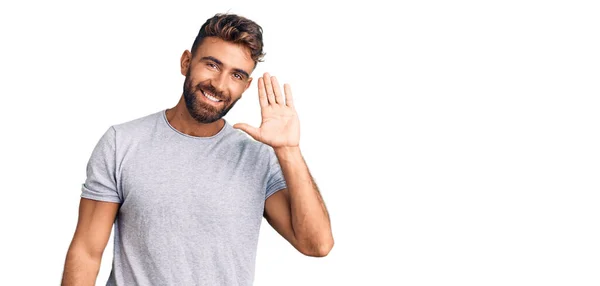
[62,36,333,286]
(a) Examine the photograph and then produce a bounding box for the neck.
[165,95,225,137]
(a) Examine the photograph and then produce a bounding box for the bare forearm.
[274,146,333,256]
[62,246,101,286]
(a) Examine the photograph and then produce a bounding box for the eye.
[233,73,243,80]
[206,63,218,70]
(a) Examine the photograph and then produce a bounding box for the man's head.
[180,13,265,124]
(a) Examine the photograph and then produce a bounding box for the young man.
[61,13,333,286]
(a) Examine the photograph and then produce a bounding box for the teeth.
[202,90,221,102]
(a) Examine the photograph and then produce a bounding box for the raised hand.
[233,72,300,148]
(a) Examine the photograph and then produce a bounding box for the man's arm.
[62,198,119,286]
[233,73,333,256]
[263,146,334,257]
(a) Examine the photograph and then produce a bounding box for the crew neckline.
[161,109,229,140]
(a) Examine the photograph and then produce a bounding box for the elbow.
[314,241,334,257]
[299,238,334,257]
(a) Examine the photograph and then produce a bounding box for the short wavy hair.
[191,13,265,64]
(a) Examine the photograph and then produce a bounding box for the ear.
[244,77,253,91]
[180,50,192,76]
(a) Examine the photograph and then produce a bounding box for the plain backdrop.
[1,0,599,285]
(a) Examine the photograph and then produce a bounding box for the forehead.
[194,37,254,71]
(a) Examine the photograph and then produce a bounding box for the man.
[61,13,334,286]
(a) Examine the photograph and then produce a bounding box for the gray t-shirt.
[81,109,287,286]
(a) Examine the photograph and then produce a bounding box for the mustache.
[196,83,227,101]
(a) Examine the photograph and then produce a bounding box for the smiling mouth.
[200,89,223,103]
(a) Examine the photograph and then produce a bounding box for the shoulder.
[111,110,162,135]
[94,110,163,150]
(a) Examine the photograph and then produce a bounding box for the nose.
[210,72,229,94]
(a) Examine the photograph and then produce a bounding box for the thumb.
[233,123,261,140]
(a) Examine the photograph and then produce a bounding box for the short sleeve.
[80,126,122,203]
[265,146,288,200]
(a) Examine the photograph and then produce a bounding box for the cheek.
[230,85,247,99]
[189,69,211,83]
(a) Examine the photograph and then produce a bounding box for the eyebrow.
[200,56,250,79]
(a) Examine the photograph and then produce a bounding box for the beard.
[182,73,239,124]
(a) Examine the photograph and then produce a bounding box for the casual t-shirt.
[80,109,287,286]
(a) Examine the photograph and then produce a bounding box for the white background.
[1,0,599,285]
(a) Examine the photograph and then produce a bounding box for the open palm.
[233,73,300,148]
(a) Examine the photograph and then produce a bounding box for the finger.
[263,73,276,105]
[233,123,261,141]
[284,83,294,108]
[257,77,268,108]
[271,76,284,106]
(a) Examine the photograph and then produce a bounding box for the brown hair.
[191,13,265,64]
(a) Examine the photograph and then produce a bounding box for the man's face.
[181,37,254,124]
